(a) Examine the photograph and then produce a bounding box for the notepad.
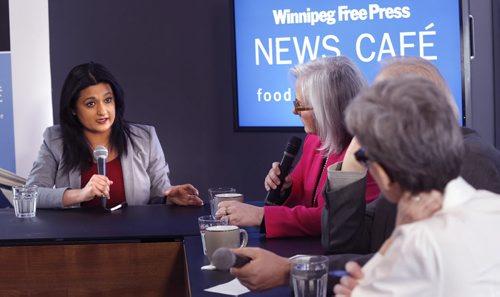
[204,278,250,296]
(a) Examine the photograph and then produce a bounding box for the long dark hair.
[59,62,131,173]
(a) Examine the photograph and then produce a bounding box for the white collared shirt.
[352,177,500,297]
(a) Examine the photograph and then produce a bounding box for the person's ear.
[370,162,402,203]
[371,162,390,188]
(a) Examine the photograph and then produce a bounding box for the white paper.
[204,278,250,296]
[201,264,216,270]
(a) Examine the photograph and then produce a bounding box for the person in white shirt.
[334,76,500,297]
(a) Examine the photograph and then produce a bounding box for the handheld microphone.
[93,145,108,208]
[212,247,251,270]
[264,136,302,206]
[93,145,108,176]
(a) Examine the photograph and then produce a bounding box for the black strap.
[311,156,328,207]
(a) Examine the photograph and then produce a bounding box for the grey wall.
[48,0,498,202]
[468,0,497,146]
[493,0,500,148]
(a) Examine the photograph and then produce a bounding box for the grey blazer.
[26,124,171,208]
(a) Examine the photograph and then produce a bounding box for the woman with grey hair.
[215,56,380,238]
[323,56,500,261]
[334,76,500,296]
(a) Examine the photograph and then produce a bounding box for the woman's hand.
[63,174,113,206]
[396,190,443,227]
[215,201,264,227]
[264,162,292,194]
[164,184,204,206]
[80,174,113,202]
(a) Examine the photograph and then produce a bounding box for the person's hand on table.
[333,261,364,297]
[215,201,264,227]
[230,247,291,291]
[164,184,203,206]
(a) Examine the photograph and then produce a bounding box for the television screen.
[231,0,471,130]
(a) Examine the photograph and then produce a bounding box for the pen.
[329,270,350,277]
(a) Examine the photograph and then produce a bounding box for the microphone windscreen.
[212,247,251,270]
[286,136,302,156]
[212,248,236,270]
[93,145,108,160]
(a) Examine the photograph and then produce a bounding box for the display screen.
[232,0,468,130]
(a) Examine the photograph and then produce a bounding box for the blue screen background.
[0,53,16,171]
[234,0,462,128]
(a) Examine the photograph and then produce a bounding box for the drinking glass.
[208,187,236,216]
[291,255,329,297]
[198,215,228,255]
[12,185,38,218]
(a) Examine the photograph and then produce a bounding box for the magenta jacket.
[264,135,380,238]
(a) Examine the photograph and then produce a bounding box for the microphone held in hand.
[93,145,108,176]
[93,145,108,208]
[265,136,302,206]
[212,247,251,270]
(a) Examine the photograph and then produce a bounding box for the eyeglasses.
[355,147,395,181]
[293,98,313,112]
[354,147,370,168]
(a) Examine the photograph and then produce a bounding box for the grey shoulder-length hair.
[345,76,464,193]
[290,56,367,155]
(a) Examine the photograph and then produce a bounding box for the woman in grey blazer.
[26,62,203,209]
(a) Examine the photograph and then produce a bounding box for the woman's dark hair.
[59,62,130,173]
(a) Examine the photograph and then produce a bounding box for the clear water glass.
[12,185,38,218]
[207,187,236,216]
[198,215,228,255]
[291,255,329,297]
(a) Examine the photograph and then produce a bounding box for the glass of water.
[12,185,38,218]
[208,187,236,216]
[291,255,329,297]
[197,215,228,255]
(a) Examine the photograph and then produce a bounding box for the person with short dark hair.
[27,62,203,208]
[334,76,500,296]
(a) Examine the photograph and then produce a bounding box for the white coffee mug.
[204,225,248,262]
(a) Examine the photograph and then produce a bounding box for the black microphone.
[212,247,251,270]
[93,145,108,208]
[264,136,302,206]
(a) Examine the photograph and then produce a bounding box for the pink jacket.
[264,135,380,238]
